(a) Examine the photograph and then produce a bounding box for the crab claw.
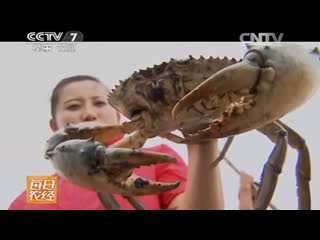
[117,174,180,196]
[64,120,143,144]
[53,138,177,170]
[172,60,260,122]
[96,146,177,169]
[44,128,69,160]
[173,44,320,139]
[50,138,180,196]
[96,149,180,195]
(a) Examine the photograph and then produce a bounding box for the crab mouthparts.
[175,87,257,128]
[212,88,257,125]
[172,59,261,124]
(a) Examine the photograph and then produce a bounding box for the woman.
[9,75,225,210]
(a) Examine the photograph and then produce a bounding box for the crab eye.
[244,51,264,67]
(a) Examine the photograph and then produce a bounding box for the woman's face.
[50,80,120,131]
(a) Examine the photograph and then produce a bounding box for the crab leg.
[97,192,147,210]
[162,133,187,144]
[257,120,311,210]
[253,121,288,210]
[122,196,148,210]
[109,130,148,149]
[223,156,279,210]
[209,136,235,169]
[97,192,120,210]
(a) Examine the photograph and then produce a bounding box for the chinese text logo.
[27,176,57,204]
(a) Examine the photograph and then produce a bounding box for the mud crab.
[44,122,180,210]
[57,43,319,210]
[68,53,241,151]
[172,44,320,210]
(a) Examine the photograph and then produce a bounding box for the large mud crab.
[61,57,240,151]
[46,43,319,210]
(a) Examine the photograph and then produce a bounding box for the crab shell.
[108,55,238,136]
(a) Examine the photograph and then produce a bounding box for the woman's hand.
[239,171,255,210]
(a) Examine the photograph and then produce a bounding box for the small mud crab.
[172,44,320,210]
[44,122,180,210]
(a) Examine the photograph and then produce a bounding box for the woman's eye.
[66,104,80,111]
[95,101,107,107]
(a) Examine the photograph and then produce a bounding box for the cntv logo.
[240,33,284,42]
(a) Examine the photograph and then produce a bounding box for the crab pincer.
[49,138,180,196]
